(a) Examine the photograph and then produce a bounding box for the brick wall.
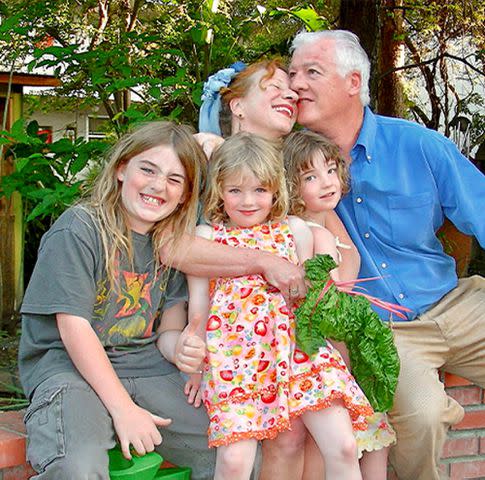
[440,373,485,479]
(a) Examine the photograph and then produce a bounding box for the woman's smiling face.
[232,68,298,139]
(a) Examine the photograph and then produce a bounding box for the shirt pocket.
[24,386,66,472]
[387,192,433,247]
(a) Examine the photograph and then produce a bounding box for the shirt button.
[381,262,387,269]
[364,232,370,239]
[398,293,404,299]
[356,197,363,203]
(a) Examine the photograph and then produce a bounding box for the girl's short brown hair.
[283,130,349,216]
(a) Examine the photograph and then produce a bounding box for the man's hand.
[174,314,206,373]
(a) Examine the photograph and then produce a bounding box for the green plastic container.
[154,466,192,480]
[108,447,163,480]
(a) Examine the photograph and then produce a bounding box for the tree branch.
[380,52,485,78]
[90,0,109,50]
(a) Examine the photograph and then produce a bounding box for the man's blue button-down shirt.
[336,107,485,321]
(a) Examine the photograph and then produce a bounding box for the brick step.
[0,410,34,480]
[0,411,189,479]
[1,373,484,479]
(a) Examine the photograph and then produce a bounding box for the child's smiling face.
[117,144,186,234]
[222,167,274,228]
[299,151,342,217]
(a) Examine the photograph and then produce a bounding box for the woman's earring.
[236,113,244,133]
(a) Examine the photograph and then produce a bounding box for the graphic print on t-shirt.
[91,266,169,347]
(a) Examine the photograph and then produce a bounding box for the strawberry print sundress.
[202,219,374,447]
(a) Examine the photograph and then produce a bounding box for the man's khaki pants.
[388,275,485,480]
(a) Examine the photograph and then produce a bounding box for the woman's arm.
[57,313,170,460]
[163,233,307,300]
[193,132,225,158]
[325,209,360,282]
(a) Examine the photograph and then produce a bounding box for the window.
[87,116,109,140]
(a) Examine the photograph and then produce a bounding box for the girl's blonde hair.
[283,130,349,216]
[86,121,206,288]
[219,58,287,137]
[204,132,288,224]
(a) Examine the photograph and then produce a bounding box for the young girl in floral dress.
[187,132,373,480]
[283,130,397,480]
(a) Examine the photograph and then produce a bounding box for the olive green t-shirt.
[19,206,185,399]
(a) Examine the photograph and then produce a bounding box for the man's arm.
[162,233,307,299]
[428,137,485,247]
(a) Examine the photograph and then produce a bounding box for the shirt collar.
[353,106,376,163]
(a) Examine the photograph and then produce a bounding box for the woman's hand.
[260,253,307,304]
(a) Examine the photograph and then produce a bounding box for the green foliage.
[0,119,108,223]
[0,0,322,134]
[295,254,400,412]
[0,328,27,411]
[269,6,330,32]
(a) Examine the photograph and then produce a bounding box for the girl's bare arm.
[57,313,170,460]
[325,210,360,282]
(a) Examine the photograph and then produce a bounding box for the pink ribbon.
[312,277,412,320]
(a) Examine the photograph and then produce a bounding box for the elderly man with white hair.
[287,29,485,480]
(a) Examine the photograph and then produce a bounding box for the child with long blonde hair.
[284,130,397,480]
[19,121,215,479]
[187,132,374,480]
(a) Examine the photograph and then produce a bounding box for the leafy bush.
[0,119,109,284]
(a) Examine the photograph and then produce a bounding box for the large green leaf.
[295,254,400,412]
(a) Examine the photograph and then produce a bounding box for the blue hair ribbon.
[198,61,246,135]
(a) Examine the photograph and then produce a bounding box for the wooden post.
[0,88,24,331]
[0,74,59,331]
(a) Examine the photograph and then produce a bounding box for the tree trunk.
[339,0,381,109]
[377,0,405,117]
[339,0,405,117]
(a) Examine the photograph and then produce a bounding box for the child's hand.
[111,402,172,460]
[193,132,224,158]
[175,314,206,373]
[184,373,203,408]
